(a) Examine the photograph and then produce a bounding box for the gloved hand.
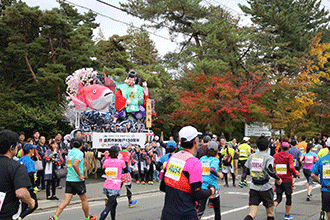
[33,187,38,194]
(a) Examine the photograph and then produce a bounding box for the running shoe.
[207,202,214,208]
[49,216,58,220]
[141,181,146,185]
[238,182,245,188]
[129,200,138,208]
[243,180,248,186]
[320,211,326,220]
[284,214,293,219]
[233,183,236,187]
[149,181,153,185]
[88,214,97,220]
[223,184,229,187]
[136,180,140,184]
[306,195,311,201]
[57,186,62,189]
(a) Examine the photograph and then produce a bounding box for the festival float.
[65,68,156,149]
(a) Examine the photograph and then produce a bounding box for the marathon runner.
[238,137,252,188]
[160,126,215,220]
[311,138,330,220]
[273,141,300,220]
[243,136,282,220]
[118,142,138,208]
[198,141,223,220]
[301,143,318,201]
[288,139,302,186]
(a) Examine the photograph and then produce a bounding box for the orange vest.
[164,151,194,194]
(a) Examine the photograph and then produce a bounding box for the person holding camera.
[44,140,63,200]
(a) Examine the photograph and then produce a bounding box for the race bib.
[105,167,118,178]
[0,192,5,212]
[323,164,330,179]
[251,157,264,172]
[240,149,246,157]
[202,162,210,176]
[305,156,313,164]
[276,164,287,175]
[66,156,73,167]
[165,157,185,181]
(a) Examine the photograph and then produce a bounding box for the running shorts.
[303,169,313,186]
[65,181,86,195]
[249,188,274,208]
[275,182,292,195]
[322,191,330,212]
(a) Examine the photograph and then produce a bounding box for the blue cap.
[23,143,37,151]
[166,140,177,149]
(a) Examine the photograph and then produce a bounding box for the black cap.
[19,132,25,136]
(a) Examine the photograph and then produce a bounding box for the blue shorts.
[103,188,120,197]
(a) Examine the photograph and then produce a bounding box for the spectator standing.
[55,132,67,189]
[36,136,47,190]
[131,145,146,184]
[232,138,239,178]
[32,131,40,146]
[196,135,211,159]
[44,140,63,200]
[17,132,25,159]
[0,130,35,220]
[269,138,276,156]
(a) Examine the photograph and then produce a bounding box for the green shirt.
[66,148,84,182]
[238,143,251,161]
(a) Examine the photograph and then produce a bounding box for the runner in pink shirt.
[99,146,126,220]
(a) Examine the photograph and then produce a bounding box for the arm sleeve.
[190,182,212,201]
[28,172,35,188]
[266,164,281,180]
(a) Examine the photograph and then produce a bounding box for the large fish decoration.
[69,84,113,112]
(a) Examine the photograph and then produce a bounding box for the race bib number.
[105,167,118,178]
[276,164,287,175]
[202,162,210,176]
[305,156,313,164]
[251,157,264,172]
[240,149,246,157]
[165,157,185,181]
[323,164,330,179]
[66,156,73,167]
[0,192,6,212]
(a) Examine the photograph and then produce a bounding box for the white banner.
[245,123,272,137]
[92,132,148,149]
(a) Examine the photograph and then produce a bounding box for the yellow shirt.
[221,147,235,166]
[238,143,251,161]
[318,148,329,158]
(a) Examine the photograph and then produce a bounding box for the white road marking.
[202,184,321,219]
[29,192,163,217]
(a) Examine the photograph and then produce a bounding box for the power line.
[62,0,173,42]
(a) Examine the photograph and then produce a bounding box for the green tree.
[0,1,99,136]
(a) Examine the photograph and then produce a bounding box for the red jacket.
[273,151,299,183]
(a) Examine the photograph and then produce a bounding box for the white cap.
[179,126,202,142]
[212,134,217,138]
[243,137,250,142]
[326,138,330,147]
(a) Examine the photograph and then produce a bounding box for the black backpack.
[223,147,232,166]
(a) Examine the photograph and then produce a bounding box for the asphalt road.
[26,179,323,220]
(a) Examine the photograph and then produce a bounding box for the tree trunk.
[24,55,38,83]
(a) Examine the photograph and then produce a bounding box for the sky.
[23,0,330,56]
